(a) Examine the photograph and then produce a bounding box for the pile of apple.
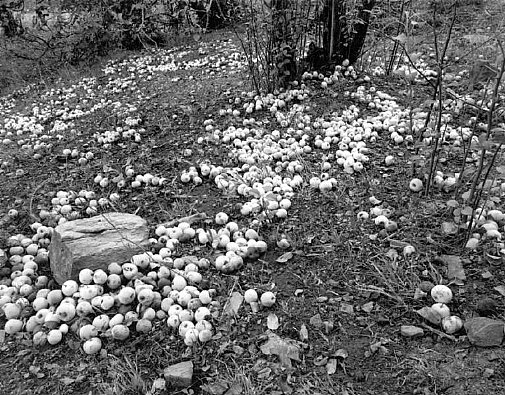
[0,212,276,354]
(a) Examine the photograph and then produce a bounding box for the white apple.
[61,280,79,296]
[79,268,94,284]
[47,329,63,345]
[83,337,102,355]
[260,291,276,307]
[55,303,76,322]
[117,287,136,304]
[93,269,108,285]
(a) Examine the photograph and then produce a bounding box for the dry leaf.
[441,254,466,284]
[494,285,505,297]
[309,314,323,328]
[335,349,348,359]
[386,248,398,261]
[60,377,75,386]
[299,324,309,341]
[267,313,280,330]
[361,301,374,313]
[260,332,300,368]
[223,292,243,316]
[416,306,442,325]
[441,222,458,235]
[276,252,293,263]
[326,359,338,375]
[201,382,228,395]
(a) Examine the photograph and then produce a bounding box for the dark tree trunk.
[321,0,375,66]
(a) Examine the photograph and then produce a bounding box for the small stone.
[475,298,498,317]
[401,325,424,338]
[339,302,354,314]
[316,296,328,303]
[483,368,494,378]
[465,317,504,347]
[164,361,193,387]
[481,271,494,280]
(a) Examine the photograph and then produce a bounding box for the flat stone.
[164,361,193,387]
[48,213,149,284]
[465,317,504,347]
[400,325,424,338]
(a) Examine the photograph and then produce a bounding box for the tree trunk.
[321,0,375,66]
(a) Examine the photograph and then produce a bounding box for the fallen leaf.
[313,355,328,366]
[225,382,243,395]
[260,332,300,368]
[340,302,354,314]
[441,222,458,235]
[416,306,442,325]
[299,324,309,341]
[441,255,466,284]
[335,349,348,359]
[267,313,280,330]
[309,314,323,328]
[386,248,398,261]
[223,292,243,316]
[494,285,505,297]
[60,377,76,386]
[326,358,338,375]
[361,301,374,313]
[151,377,166,391]
[276,252,293,263]
[201,382,228,395]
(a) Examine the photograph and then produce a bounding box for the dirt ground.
[1,1,505,394]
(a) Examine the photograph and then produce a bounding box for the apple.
[194,306,211,322]
[92,314,110,331]
[244,289,258,303]
[431,303,450,318]
[431,284,453,304]
[93,269,108,285]
[83,337,102,355]
[117,287,136,304]
[61,280,79,296]
[79,268,94,284]
[137,288,155,306]
[442,315,463,334]
[215,212,229,225]
[47,329,63,345]
[260,291,276,307]
[122,263,138,280]
[46,289,63,305]
[56,303,76,322]
[111,324,130,340]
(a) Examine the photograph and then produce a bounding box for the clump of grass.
[97,355,149,395]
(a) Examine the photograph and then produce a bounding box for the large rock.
[48,213,149,284]
[465,317,504,347]
[164,361,193,387]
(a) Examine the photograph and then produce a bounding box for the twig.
[420,323,457,342]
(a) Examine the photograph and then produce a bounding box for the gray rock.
[465,317,504,347]
[48,213,149,284]
[164,361,193,387]
[400,325,424,338]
